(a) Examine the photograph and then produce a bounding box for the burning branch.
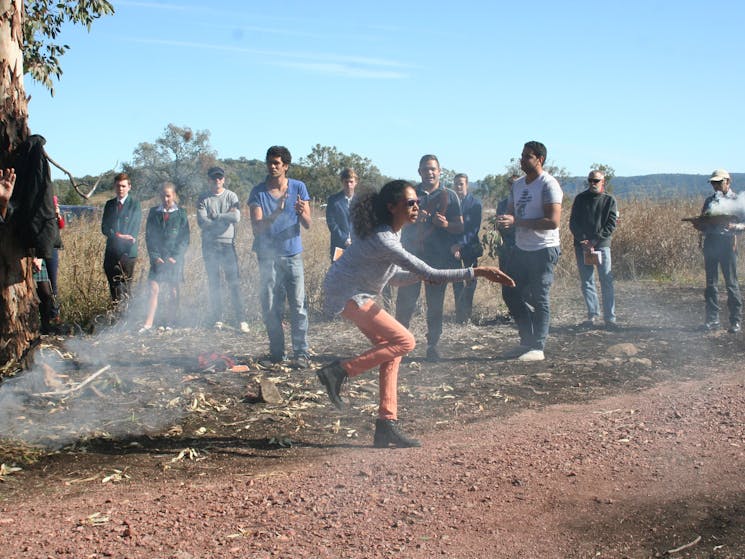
[43,148,113,200]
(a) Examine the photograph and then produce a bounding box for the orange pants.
[340,299,416,420]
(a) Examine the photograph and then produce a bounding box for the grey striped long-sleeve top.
[323,224,474,316]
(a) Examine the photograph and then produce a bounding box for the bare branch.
[666,535,701,554]
[34,365,112,397]
[43,149,113,199]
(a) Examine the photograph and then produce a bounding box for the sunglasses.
[588,178,602,184]
[406,198,421,207]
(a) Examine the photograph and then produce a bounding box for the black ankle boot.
[374,419,421,448]
[316,361,347,409]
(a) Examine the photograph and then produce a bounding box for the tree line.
[58,123,601,208]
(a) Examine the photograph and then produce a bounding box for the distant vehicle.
[59,204,99,223]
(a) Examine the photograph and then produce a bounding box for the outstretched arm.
[473,266,515,287]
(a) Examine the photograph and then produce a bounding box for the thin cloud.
[275,61,407,79]
[116,0,195,11]
[236,24,337,40]
[124,36,411,78]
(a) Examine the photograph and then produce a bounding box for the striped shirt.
[323,224,474,316]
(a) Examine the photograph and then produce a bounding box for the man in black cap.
[196,166,249,332]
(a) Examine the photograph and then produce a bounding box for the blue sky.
[25,0,745,183]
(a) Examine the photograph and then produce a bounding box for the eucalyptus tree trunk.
[0,0,37,370]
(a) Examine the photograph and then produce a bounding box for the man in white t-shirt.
[497,141,563,361]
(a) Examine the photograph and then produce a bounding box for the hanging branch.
[43,149,114,200]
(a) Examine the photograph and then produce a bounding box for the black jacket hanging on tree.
[9,134,57,259]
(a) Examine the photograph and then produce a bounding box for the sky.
[24,0,745,184]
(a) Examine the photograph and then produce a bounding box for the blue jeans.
[574,246,615,323]
[258,253,309,359]
[502,246,560,350]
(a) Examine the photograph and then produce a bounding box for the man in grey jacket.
[197,166,249,332]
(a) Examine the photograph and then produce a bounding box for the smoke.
[0,332,195,449]
[706,192,745,217]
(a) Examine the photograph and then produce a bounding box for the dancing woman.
[317,180,515,448]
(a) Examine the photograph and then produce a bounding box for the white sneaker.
[517,349,545,362]
[502,345,529,359]
[138,326,152,334]
[239,321,250,333]
[214,321,224,330]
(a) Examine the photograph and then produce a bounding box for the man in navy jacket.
[451,173,482,323]
[326,168,357,261]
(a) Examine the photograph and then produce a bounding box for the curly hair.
[266,145,292,165]
[351,180,413,239]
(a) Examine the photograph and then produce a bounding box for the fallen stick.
[35,365,112,397]
[667,535,701,554]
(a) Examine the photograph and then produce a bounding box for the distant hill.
[562,173,745,199]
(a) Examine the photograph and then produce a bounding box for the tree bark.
[0,0,37,371]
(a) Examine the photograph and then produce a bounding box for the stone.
[606,343,639,357]
[259,377,283,404]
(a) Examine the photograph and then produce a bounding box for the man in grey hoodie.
[197,166,248,332]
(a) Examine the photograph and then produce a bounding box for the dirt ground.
[1,281,745,558]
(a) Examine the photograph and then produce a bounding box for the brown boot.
[373,419,421,448]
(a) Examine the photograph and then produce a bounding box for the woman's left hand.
[474,266,515,287]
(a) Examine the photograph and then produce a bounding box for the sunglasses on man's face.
[406,198,421,207]
[588,178,602,184]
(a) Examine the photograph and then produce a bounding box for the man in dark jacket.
[569,170,618,329]
[325,167,357,261]
[451,173,482,323]
[396,154,464,361]
[101,172,141,307]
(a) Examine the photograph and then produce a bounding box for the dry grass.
[556,196,703,282]
[54,196,707,329]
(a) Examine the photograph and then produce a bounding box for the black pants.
[36,280,54,333]
[395,251,460,348]
[704,235,742,325]
[452,257,478,323]
[103,251,136,306]
[499,245,516,316]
